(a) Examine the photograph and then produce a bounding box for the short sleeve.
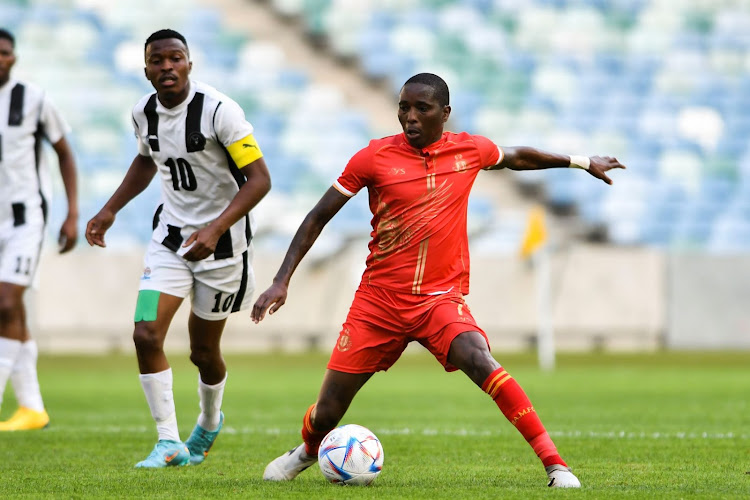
[39,95,71,144]
[473,134,503,168]
[132,114,151,156]
[333,146,372,197]
[213,99,255,147]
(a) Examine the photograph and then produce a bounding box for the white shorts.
[138,239,255,320]
[0,220,44,288]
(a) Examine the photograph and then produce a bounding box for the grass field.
[1,350,748,499]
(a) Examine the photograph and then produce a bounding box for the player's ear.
[442,105,451,123]
[188,60,192,73]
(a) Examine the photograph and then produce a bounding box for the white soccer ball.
[318,424,384,485]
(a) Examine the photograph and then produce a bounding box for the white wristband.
[569,155,590,170]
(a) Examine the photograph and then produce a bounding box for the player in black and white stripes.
[86,29,271,468]
[0,28,79,432]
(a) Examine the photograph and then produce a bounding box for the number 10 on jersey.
[165,157,197,191]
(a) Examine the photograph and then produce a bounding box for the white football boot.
[546,464,581,488]
[263,443,317,481]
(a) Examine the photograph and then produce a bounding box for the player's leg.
[263,369,373,481]
[264,284,405,481]
[133,290,190,467]
[183,253,251,464]
[416,295,579,487]
[447,331,580,488]
[0,222,50,431]
[0,282,27,393]
[132,242,194,467]
[184,311,227,465]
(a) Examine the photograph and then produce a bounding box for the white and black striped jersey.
[0,78,70,229]
[132,80,260,261]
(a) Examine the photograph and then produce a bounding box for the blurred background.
[4,0,750,355]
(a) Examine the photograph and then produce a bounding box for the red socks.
[482,367,566,468]
[301,404,332,456]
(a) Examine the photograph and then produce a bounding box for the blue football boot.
[135,440,190,468]
[185,412,224,465]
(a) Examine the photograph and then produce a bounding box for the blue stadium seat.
[17,0,750,253]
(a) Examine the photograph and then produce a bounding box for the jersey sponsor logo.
[242,143,257,149]
[141,267,151,280]
[8,110,23,126]
[187,131,206,151]
[453,154,468,173]
[336,328,352,352]
[389,167,406,175]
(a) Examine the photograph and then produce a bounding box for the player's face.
[398,83,450,150]
[0,38,16,86]
[144,38,192,108]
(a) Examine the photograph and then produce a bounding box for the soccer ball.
[318,424,384,485]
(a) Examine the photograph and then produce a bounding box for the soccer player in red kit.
[252,73,625,488]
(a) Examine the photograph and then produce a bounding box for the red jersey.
[333,131,502,295]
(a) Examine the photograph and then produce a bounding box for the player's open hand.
[251,281,288,323]
[58,214,78,253]
[85,209,115,248]
[182,225,222,261]
[587,156,626,185]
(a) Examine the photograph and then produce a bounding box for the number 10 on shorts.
[211,292,235,313]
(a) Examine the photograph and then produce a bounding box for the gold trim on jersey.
[227,133,263,167]
[410,172,440,294]
[412,238,429,294]
[426,172,436,191]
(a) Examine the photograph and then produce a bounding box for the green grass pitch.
[1,350,748,499]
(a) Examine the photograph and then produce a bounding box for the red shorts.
[327,284,490,374]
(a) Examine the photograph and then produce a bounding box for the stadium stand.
[4,0,750,254]
[262,0,750,252]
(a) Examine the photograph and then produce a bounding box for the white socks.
[139,368,180,442]
[0,337,22,408]
[140,368,228,441]
[197,373,226,431]
[10,340,44,412]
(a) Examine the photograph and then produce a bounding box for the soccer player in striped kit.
[0,28,79,431]
[86,29,271,468]
[253,73,625,487]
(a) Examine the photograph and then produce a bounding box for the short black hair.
[403,73,450,107]
[145,29,188,53]
[0,28,15,48]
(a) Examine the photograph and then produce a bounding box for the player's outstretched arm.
[493,146,626,185]
[85,154,157,248]
[183,157,271,261]
[251,187,349,323]
[52,136,79,253]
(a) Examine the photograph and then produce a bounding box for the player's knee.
[0,297,23,326]
[188,346,216,369]
[450,335,499,385]
[132,323,164,353]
